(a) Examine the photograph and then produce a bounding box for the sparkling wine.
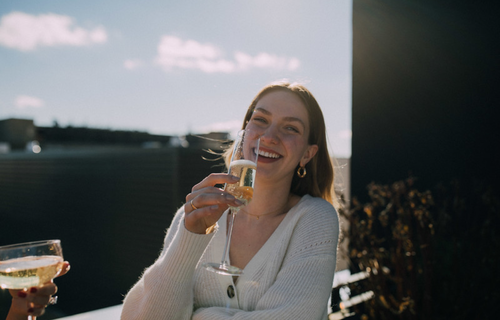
[0,255,64,289]
[226,159,257,205]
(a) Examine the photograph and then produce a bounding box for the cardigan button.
[227,285,235,298]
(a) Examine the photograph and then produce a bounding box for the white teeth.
[257,150,280,159]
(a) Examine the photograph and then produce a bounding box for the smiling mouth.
[256,149,281,159]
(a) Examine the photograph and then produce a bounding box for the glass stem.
[221,208,237,266]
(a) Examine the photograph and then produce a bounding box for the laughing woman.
[121,80,340,320]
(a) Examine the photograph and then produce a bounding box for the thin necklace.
[238,196,291,220]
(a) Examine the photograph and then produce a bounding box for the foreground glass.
[203,130,260,276]
[0,240,64,319]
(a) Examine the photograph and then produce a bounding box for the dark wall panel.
[0,147,222,317]
[351,0,498,200]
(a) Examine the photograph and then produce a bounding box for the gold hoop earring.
[297,166,306,178]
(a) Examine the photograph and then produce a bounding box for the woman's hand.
[184,173,243,234]
[7,261,70,320]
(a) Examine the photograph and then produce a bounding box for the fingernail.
[28,308,34,313]
[234,199,244,206]
[210,205,219,210]
[231,175,239,180]
[17,291,27,298]
[225,194,235,201]
[30,287,38,293]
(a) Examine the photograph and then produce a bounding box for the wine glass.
[0,240,64,320]
[203,129,260,276]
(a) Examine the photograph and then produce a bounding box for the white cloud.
[155,35,300,73]
[15,95,45,109]
[155,35,234,73]
[235,52,301,71]
[287,58,301,71]
[124,59,145,70]
[158,36,220,60]
[0,11,107,51]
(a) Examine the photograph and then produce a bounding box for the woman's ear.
[300,144,319,167]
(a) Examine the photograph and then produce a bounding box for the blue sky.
[0,0,352,157]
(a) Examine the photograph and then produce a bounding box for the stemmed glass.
[203,129,260,276]
[0,240,65,320]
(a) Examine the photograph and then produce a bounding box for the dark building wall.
[349,3,499,318]
[0,119,36,150]
[36,125,172,146]
[0,146,225,318]
[351,0,498,200]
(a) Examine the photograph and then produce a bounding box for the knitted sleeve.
[193,199,340,320]
[121,207,216,320]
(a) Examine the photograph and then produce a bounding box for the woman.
[6,262,70,320]
[121,80,340,319]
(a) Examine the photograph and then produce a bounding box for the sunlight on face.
[245,90,316,182]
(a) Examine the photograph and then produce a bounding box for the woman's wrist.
[6,308,31,320]
[6,292,28,320]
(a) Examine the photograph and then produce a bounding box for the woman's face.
[245,90,318,184]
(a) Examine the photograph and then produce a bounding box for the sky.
[0,0,352,158]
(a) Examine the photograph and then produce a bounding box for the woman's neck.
[243,178,296,219]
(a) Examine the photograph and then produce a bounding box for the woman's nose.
[260,125,279,145]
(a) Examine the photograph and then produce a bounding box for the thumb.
[55,261,71,278]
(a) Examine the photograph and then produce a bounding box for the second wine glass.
[0,240,65,320]
[203,129,260,276]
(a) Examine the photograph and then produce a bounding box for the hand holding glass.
[0,240,64,319]
[203,129,260,275]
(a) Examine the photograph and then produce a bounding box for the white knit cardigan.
[121,194,339,320]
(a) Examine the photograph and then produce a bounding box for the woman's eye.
[285,126,300,133]
[252,117,267,124]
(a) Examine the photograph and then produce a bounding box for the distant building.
[0,118,36,150]
[0,118,229,152]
